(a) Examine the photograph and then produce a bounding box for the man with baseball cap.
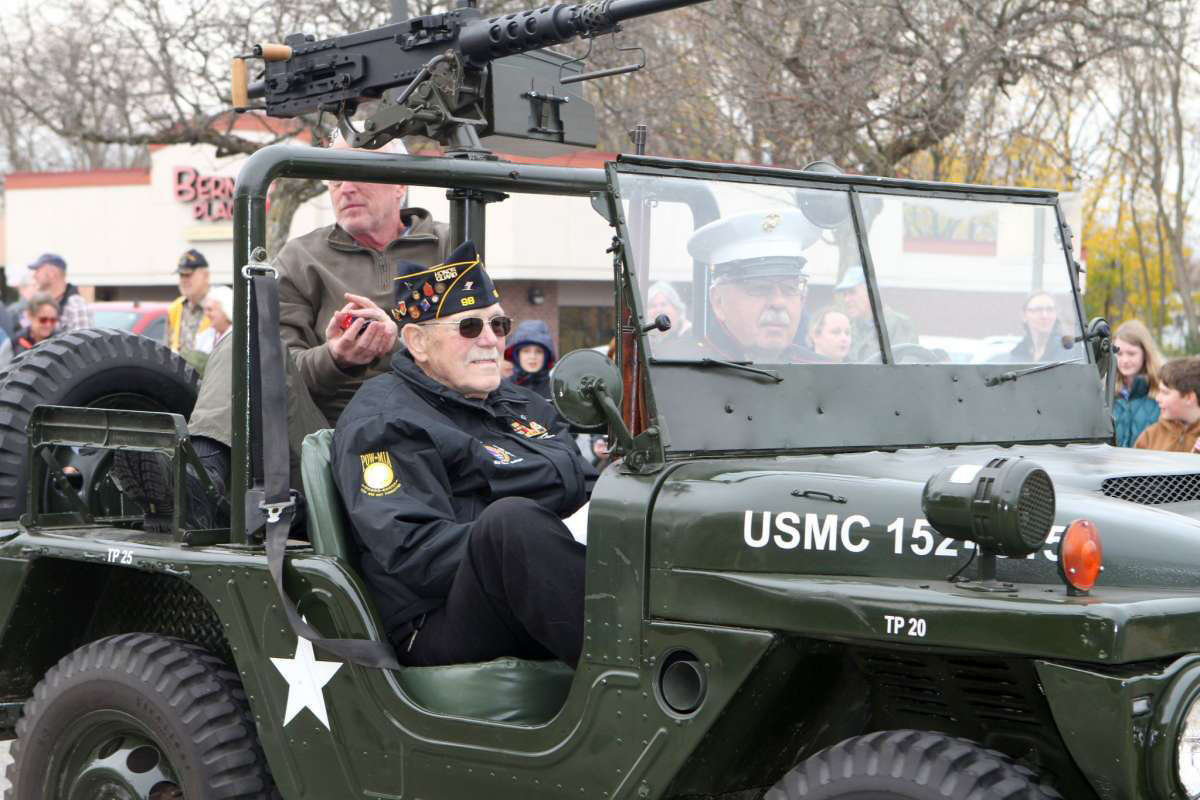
[332,240,594,666]
[681,208,820,362]
[29,253,93,333]
[833,265,916,359]
[167,248,212,354]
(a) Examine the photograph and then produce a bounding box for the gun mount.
[233,0,704,153]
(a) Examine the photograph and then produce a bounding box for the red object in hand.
[338,313,371,337]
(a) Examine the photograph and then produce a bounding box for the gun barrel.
[458,0,705,65]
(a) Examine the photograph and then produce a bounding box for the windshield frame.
[607,157,1105,457]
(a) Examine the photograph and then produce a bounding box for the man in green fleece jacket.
[115,134,450,529]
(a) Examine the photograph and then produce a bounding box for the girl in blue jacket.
[1113,319,1163,447]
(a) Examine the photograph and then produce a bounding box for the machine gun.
[232,0,705,154]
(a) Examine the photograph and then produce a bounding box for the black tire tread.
[766,729,1063,800]
[6,632,273,799]
[0,329,197,519]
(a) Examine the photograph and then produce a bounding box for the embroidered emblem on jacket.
[360,451,401,496]
[483,444,524,465]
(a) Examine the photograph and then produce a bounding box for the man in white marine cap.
[682,208,820,362]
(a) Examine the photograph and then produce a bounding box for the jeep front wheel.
[6,633,274,799]
[766,730,1061,799]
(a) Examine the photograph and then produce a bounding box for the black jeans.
[396,497,586,668]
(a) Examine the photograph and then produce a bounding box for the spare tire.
[0,329,199,521]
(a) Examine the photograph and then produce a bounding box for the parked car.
[90,301,169,343]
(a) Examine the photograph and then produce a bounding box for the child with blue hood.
[505,319,556,399]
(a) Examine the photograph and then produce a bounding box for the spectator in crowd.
[1112,319,1162,447]
[834,266,915,358]
[646,281,692,341]
[589,434,611,470]
[1135,356,1200,452]
[194,286,234,355]
[30,253,92,333]
[505,319,556,400]
[114,133,449,530]
[6,269,36,336]
[0,294,60,367]
[1008,292,1073,362]
[807,306,853,362]
[167,249,211,355]
[333,241,594,667]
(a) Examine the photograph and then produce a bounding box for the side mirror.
[798,160,849,230]
[550,349,624,431]
[550,348,661,473]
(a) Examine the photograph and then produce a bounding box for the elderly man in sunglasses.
[332,241,596,667]
[681,208,821,363]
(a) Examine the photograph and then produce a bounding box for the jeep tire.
[766,730,1062,799]
[6,633,274,799]
[0,329,198,520]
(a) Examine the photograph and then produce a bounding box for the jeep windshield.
[609,158,1107,452]
[615,168,1085,367]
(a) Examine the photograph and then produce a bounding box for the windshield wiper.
[984,357,1082,387]
[651,357,784,383]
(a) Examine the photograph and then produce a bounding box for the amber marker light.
[1057,519,1102,594]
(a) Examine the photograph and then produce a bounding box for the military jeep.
[5,2,1200,799]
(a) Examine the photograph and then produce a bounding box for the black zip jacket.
[332,351,596,640]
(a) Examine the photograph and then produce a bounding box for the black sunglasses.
[424,315,513,339]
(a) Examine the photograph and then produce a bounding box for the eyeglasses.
[740,277,808,298]
[422,315,513,339]
[36,316,58,324]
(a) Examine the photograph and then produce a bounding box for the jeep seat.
[299,429,573,725]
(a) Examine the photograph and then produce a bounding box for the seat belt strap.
[252,273,402,670]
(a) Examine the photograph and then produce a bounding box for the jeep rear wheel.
[766,730,1061,799]
[0,329,198,521]
[6,633,274,799]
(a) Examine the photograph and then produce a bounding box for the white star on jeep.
[271,634,343,729]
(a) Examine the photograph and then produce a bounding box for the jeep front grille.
[1101,473,1200,505]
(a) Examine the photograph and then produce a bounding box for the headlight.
[1178,692,1200,797]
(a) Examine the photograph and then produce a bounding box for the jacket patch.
[360,451,401,496]
[510,419,552,439]
[483,444,523,465]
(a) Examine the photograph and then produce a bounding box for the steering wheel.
[855,342,946,364]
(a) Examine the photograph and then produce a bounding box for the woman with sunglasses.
[0,294,59,368]
[333,242,596,669]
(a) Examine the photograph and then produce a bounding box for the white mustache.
[758,309,792,326]
[467,347,499,364]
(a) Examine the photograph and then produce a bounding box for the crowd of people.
[0,249,234,373]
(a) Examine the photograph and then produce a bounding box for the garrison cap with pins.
[392,240,499,325]
[686,208,821,284]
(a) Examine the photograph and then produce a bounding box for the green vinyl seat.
[299,429,574,725]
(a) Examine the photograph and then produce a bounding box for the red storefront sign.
[173,167,235,222]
